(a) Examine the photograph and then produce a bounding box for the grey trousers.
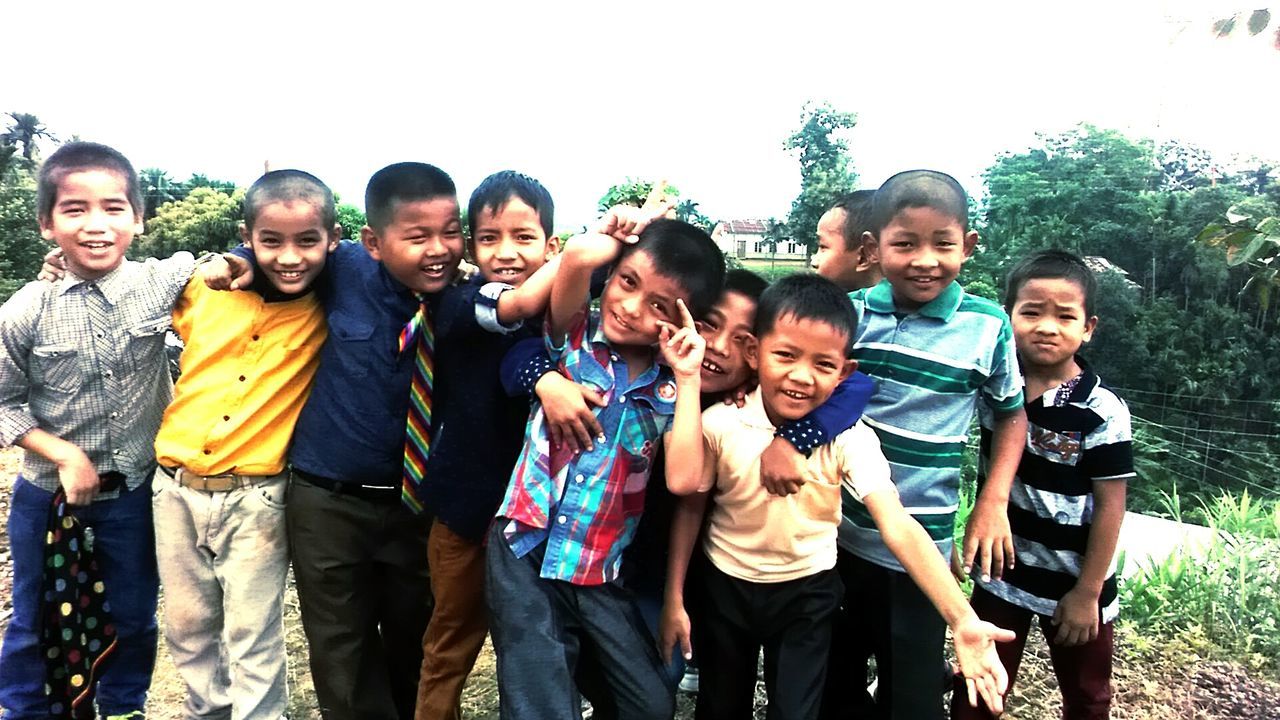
[152,466,290,720]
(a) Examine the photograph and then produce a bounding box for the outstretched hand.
[952,616,1016,715]
[657,299,706,381]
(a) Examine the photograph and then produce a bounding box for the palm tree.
[2,112,56,161]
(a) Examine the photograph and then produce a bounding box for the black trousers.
[287,474,433,720]
[690,552,842,720]
[819,550,948,720]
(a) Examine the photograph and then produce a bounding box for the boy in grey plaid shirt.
[0,142,195,719]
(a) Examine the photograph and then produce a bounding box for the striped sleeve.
[1081,388,1136,482]
[982,313,1024,413]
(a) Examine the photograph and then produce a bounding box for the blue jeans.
[0,477,160,719]
[485,524,674,720]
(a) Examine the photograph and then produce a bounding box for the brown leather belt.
[159,465,271,492]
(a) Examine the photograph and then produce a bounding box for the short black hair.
[243,169,336,231]
[829,189,875,251]
[467,170,554,240]
[724,268,768,303]
[754,273,858,355]
[37,141,142,223]
[869,169,969,234]
[364,162,456,231]
[618,218,725,318]
[1004,249,1098,316]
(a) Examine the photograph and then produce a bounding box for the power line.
[1123,397,1278,423]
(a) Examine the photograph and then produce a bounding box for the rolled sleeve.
[0,284,43,446]
[476,282,522,334]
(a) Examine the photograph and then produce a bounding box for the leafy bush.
[1122,488,1280,672]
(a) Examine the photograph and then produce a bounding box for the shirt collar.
[738,388,776,431]
[864,278,963,321]
[57,262,131,305]
[1033,356,1099,406]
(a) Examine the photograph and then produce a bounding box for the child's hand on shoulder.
[37,248,66,283]
[1051,585,1101,647]
[952,615,1016,715]
[657,299,705,383]
[200,253,254,291]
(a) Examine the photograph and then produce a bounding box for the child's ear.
[744,335,760,371]
[546,236,561,258]
[1082,315,1098,343]
[840,357,858,382]
[327,224,342,251]
[360,225,382,261]
[239,223,251,247]
[39,216,54,242]
[860,231,879,265]
[961,230,979,260]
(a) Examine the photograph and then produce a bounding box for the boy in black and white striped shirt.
[953,250,1134,720]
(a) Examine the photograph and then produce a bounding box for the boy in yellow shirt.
[152,170,337,719]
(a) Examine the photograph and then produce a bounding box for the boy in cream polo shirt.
[660,274,1017,720]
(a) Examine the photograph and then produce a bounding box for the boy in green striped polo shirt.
[819,170,1028,720]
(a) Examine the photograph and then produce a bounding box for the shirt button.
[611,354,619,362]
[620,396,627,403]
[203,449,212,455]
[575,474,585,484]
[112,449,120,455]
[557,515,567,525]
[238,375,246,382]
[109,412,118,419]
[1054,511,1070,523]
[223,415,230,421]
[103,370,113,378]
[252,335,259,341]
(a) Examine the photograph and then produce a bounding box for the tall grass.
[1121,488,1280,672]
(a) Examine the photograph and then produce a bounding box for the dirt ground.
[1,447,1277,719]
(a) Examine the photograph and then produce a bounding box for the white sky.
[7,0,1279,233]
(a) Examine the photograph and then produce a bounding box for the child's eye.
[476,235,496,244]
[651,302,671,318]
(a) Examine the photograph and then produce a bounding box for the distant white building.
[1084,256,1141,290]
[711,220,807,261]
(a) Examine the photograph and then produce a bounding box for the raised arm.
[660,299,707,496]
[496,255,562,325]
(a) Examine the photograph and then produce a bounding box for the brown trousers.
[414,521,490,720]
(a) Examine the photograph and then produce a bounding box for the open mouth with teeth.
[490,266,525,279]
[779,388,811,402]
[701,359,725,375]
[274,270,306,281]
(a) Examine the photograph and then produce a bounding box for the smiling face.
[696,290,757,395]
[599,248,687,348]
[243,200,340,294]
[870,205,976,311]
[40,169,142,280]
[362,196,463,294]
[471,197,554,287]
[748,313,854,424]
[1010,277,1097,374]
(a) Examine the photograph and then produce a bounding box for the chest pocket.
[127,316,172,374]
[329,311,376,379]
[31,345,82,393]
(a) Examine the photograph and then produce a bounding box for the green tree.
[0,166,45,301]
[135,186,243,258]
[783,102,857,253]
[336,203,366,240]
[596,178,680,213]
[2,112,56,162]
[186,173,238,195]
[140,168,187,220]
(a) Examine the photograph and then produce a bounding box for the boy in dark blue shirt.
[228,162,465,720]
[413,170,562,720]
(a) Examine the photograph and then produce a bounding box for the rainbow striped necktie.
[398,295,433,513]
